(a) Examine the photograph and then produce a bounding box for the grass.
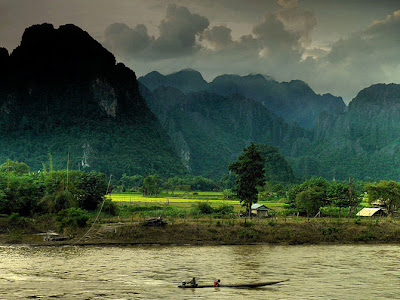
[109,191,287,212]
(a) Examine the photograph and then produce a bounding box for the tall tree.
[229,143,265,216]
[143,174,161,197]
[366,180,400,215]
[0,160,30,176]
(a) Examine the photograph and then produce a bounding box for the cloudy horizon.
[1,0,400,103]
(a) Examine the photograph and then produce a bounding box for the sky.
[1,0,400,103]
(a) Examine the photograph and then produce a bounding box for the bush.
[194,202,214,214]
[8,213,26,226]
[57,207,89,229]
[102,199,117,216]
[320,206,349,217]
[214,204,234,215]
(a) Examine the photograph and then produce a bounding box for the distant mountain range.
[140,70,400,181]
[139,69,346,129]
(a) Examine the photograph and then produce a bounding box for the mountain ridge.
[0,23,186,178]
[139,69,346,128]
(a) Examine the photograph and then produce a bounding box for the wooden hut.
[251,204,271,217]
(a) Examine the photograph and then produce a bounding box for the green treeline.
[3,158,400,221]
[0,161,107,217]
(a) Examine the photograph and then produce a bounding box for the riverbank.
[2,216,400,246]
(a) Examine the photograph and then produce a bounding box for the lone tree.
[229,143,265,216]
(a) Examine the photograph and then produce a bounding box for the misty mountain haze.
[139,69,346,128]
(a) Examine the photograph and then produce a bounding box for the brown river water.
[1,244,399,299]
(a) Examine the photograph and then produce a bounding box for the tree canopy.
[366,180,400,215]
[228,143,265,215]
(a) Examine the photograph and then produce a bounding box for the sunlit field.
[109,191,287,211]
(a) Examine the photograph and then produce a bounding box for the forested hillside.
[139,69,346,128]
[140,84,309,179]
[140,74,400,181]
[0,24,186,178]
[304,83,400,180]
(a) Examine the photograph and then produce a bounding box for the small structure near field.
[251,204,271,217]
[356,207,387,217]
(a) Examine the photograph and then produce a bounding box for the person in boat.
[187,277,197,287]
[214,279,220,287]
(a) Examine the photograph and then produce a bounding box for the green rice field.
[109,192,287,211]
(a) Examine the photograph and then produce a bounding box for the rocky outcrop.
[142,85,309,178]
[139,70,346,128]
[139,69,208,93]
[0,24,185,177]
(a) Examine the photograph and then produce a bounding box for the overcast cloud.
[1,0,400,102]
[102,1,400,102]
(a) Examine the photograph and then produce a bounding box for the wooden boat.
[178,279,289,288]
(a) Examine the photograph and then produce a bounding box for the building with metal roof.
[251,204,271,217]
[356,207,387,217]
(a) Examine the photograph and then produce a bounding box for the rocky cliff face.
[0,24,185,177]
[139,69,208,94]
[139,70,346,128]
[302,83,400,180]
[142,74,400,181]
[141,85,310,178]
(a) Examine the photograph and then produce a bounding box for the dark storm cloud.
[276,0,317,46]
[105,0,314,64]
[153,4,209,56]
[104,23,152,55]
[309,9,400,100]
[200,0,316,66]
[327,10,400,64]
[104,4,209,59]
[201,26,233,50]
[253,12,300,56]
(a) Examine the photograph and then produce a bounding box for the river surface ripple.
[1,244,399,299]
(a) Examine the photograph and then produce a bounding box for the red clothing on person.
[214,280,220,287]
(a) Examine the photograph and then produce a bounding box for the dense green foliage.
[192,202,234,216]
[57,207,89,229]
[366,180,400,215]
[114,175,219,192]
[287,177,361,216]
[0,160,30,175]
[0,161,107,216]
[229,143,266,214]
[142,85,307,180]
[295,187,325,217]
[143,174,161,196]
[256,145,296,183]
